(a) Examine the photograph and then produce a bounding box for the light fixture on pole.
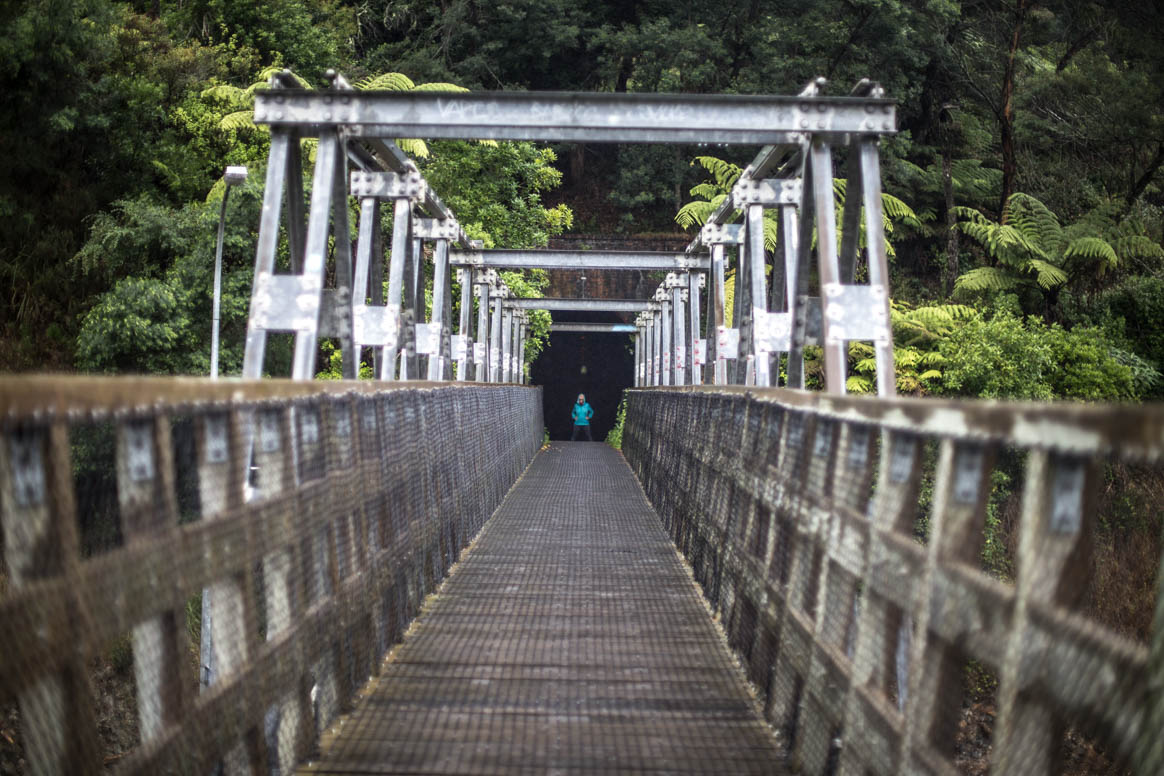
[210,165,248,379]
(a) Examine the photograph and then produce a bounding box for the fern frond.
[675,196,725,229]
[1006,192,1061,250]
[846,375,873,393]
[1027,258,1068,289]
[919,351,947,366]
[395,138,430,158]
[412,82,470,92]
[1116,234,1164,259]
[954,266,1018,295]
[918,369,943,380]
[762,215,780,253]
[854,357,878,373]
[953,205,988,224]
[1064,237,1118,272]
[356,72,416,91]
[201,84,246,103]
[688,182,721,201]
[692,156,742,189]
[220,110,258,131]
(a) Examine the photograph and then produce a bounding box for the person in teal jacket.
[570,393,594,441]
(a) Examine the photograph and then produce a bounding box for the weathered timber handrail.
[0,377,543,775]
[623,386,1163,776]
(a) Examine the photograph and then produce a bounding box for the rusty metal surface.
[623,387,1163,776]
[0,378,542,775]
[304,442,786,775]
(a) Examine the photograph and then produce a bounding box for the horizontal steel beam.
[254,90,897,144]
[509,298,651,312]
[450,249,707,271]
[551,323,638,333]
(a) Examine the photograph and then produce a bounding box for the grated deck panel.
[302,442,786,774]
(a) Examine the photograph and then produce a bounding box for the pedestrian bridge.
[1,79,1162,775]
[1,378,1160,774]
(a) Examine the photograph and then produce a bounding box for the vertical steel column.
[633,323,643,387]
[384,198,412,381]
[746,203,770,387]
[426,238,450,381]
[456,268,471,381]
[788,152,815,390]
[810,138,847,394]
[243,132,294,378]
[688,272,702,385]
[645,308,656,386]
[659,289,672,387]
[400,234,424,380]
[517,316,527,384]
[474,273,491,382]
[774,202,800,387]
[711,245,728,385]
[860,139,898,397]
[489,294,503,382]
[501,304,514,383]
[671,280,686,385]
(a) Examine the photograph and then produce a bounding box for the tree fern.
[955,266,1019,294]
[1063,237,1118,275]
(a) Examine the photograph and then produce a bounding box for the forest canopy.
[0,0,1161,401]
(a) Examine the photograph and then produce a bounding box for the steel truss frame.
[242,70,896,395]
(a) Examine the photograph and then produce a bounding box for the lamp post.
[210,165,248,378]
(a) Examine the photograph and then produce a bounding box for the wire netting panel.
[0,378,542,775]
[623,387,1164,776]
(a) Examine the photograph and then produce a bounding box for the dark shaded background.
[531,318,634,440]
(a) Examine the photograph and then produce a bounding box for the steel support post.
[489,294,503,383]
[651,302,661,388]
[517,317,527,383]
[501,304,514,383]
[353,197,402,381]
[400,235,423,380]
[688,273,702,385]
[772,203,800,387]
[474,274,491,382]
[633,326,642,387]
[746,204,771,386]
[788,152,815,390]
[810,138,847,394]
[859,139,897,397]
[669,277,687,385]
[456,268,471,381]
[243,132,296,379]
[647,309,656,386]
[426,237,450,381]
[384,198,413,380]
[659,291,672,387]
[710,245,728,385]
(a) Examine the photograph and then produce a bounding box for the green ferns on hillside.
[954,192,1164,300]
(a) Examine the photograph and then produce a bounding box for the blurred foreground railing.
[624,387,1163,776]
[0,377,542,775]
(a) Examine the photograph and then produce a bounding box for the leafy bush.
[936,310,1143,401]
[605,395,627,450]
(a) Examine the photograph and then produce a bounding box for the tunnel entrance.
[531,315,634,441]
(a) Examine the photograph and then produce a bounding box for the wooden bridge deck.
[302,442,785,775]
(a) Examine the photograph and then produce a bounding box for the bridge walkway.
[302,442,785,775]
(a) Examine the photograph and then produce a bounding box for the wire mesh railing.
[0,377,542,775]
[623,387,1164,776]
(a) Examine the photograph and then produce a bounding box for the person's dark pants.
[571,424,592,441]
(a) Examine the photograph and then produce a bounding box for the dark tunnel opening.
[531,316,635,441]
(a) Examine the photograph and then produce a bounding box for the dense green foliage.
[1,0,1162,398]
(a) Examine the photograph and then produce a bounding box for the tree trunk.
[998,0,1029,221]
[942,147,960,297]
